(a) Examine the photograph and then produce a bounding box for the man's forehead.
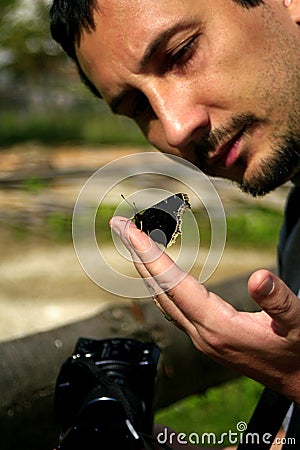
[92,0,195,30]
[75,0,255,105]
[77,0,202,72]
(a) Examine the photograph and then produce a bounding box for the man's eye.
[169,35,199,69]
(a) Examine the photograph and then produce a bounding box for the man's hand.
[110,216,300,405]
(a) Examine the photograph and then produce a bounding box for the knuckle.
[268,292,291,317]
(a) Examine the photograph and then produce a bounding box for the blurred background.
[0,0,291,445]
[0,0,151,343]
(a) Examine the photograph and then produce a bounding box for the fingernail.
[110,216,153,254]
[109,216,129,237]
[256,276,275,296]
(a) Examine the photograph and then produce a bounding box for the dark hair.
[50,0,101,97]
[49,0,264,98]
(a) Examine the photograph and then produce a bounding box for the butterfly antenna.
[121,194,138,214]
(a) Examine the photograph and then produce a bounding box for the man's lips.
[209,127,246,169]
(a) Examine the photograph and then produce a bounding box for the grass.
[225,206,283,249]
[5,200,282,248]
[155,377,264,447]
[46,212,73,241]
[94,203,283,250]
[20,175,48,192]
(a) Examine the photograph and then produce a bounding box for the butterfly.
[122,193,191,248]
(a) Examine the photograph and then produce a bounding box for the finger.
[110,215,237,322]
[110,216,194,327]
[110,214,243,353]
[110,216,165,263]
[248,269,300,337]
[110,215,207,311]
[110,216,175,296]
[110,216,189,294]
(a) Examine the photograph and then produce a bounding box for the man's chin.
[199,154,297,197]
[238,181,273,197]
[238,171,289,198]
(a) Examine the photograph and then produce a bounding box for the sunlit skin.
[76,0,300,197]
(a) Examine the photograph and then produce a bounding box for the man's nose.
[148,83,210,148]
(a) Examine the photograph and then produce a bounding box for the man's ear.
[284,0,300,24]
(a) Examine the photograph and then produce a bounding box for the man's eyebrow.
[140,20,198,68]
[110,19,197,114]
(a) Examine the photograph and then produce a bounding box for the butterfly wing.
[134,193,191,247]
[134,208,177,247]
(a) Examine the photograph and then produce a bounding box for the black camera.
[54,337,160,450]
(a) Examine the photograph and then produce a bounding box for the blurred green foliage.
[5,198,282,249]
[225,206,282,248]
[0,1,149,148]
[0,110,147,148]
[46,211,72,240]
[0,0,63,78]
[94,203,282,249]
[21,175,47,192]
[191,206,282,249]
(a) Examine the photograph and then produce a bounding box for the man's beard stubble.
[194,113,300,197]
[240,132,300,197]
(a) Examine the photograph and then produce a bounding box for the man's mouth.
[208,126,247,169]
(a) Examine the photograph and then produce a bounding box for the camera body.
[54,337,160,449]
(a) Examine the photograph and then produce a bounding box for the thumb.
[248,269,300,336]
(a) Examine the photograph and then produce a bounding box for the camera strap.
[75,358,153,449]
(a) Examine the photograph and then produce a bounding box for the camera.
[54,337,160,449]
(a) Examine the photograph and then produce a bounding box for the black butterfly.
[123,193,191,248]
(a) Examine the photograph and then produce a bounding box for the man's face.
[76,0,300,196]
